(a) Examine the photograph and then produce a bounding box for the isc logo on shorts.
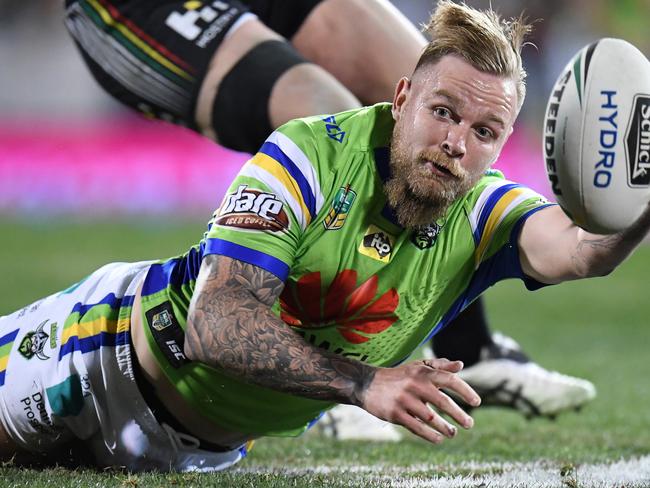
[145,302,189,369]
[165,1,239,48]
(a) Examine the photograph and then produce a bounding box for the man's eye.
[434,107,451,118]
[476,127,494,139]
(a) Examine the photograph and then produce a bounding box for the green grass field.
[1,216,649,487]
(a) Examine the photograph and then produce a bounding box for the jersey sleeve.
[203,120,327,281]
[465,171,556,290]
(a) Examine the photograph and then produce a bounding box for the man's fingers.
[396,411,445,445]
[422,358,464,373]
[403,400,458,438]
[427,389,475,429]
[429,370,481,408]
[412,373,477,428]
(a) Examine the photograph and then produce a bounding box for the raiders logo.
[18,320,50,360]
[411,222,443,250]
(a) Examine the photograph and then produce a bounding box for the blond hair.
[416,1,532,109]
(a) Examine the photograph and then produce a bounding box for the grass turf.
[0,216,648,486]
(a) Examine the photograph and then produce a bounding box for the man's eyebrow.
[485,114,506,129]
[432,89,462,108]
[433,89,506,129]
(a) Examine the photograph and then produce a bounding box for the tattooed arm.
[184,254,374,405]
[518,204,650,284]
[184,254,480,444]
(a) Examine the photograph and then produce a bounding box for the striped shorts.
[63,0,323,127]
[64,0,253,126]
[0,261,250,472]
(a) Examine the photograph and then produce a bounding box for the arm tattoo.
[571,234,621,277]
[185,255,375,406]
[571,208,650,278]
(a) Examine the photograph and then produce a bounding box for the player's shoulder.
[461,169,546,213]
[277,103,393,154]
[458,170,552,255]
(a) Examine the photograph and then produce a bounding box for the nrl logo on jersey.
[324,185,356,230]
[217,184,289,232]
[411,221,444,250]
[151,309,174,331]
[359,225,395,263]
[18,320,50,360]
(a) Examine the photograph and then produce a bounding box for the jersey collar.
[373,146,403,229]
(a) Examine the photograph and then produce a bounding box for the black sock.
[431,297,493,366]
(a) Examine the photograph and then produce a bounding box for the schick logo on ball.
[625,95,650,187]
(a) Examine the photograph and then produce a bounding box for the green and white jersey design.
[140,103,554,437]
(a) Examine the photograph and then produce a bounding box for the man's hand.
[360,358,481,444]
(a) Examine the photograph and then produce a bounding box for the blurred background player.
[61,0,594,440]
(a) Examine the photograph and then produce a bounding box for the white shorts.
[0,261,250,472]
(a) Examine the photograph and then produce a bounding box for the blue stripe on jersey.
[473,183,521,244]
[59,330,130,358]
[141,245,203,296]
[70,293,133,316]
[413,241,524,354]
[0,329,19,347]
[393,205,553,366]
[260,141,317,220]
[0,329,19,386]
[204,238,290,281]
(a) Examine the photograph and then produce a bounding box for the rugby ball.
[543,38,650,234]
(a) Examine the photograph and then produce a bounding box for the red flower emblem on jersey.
[280,270,399,344]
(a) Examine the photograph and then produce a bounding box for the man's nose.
[441,125,466,158]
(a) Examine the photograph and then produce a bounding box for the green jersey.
[139,103,553,437]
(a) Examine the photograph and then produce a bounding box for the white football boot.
[317,404,403,442]
[454,332,597,419]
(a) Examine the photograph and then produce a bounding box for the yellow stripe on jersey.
[61,316,130,344]
[250,152,312,226]
[475,187,527,265]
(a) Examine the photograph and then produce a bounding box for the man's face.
[387,55,518,227]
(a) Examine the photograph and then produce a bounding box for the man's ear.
[391,77,411,121]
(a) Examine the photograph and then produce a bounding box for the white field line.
[234,455,650,487]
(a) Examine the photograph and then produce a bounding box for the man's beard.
[385,129,483,229]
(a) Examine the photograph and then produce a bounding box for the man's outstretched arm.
[519,204,650,284]
[184,254,480,443]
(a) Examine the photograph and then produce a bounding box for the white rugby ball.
[543,38,650,234]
